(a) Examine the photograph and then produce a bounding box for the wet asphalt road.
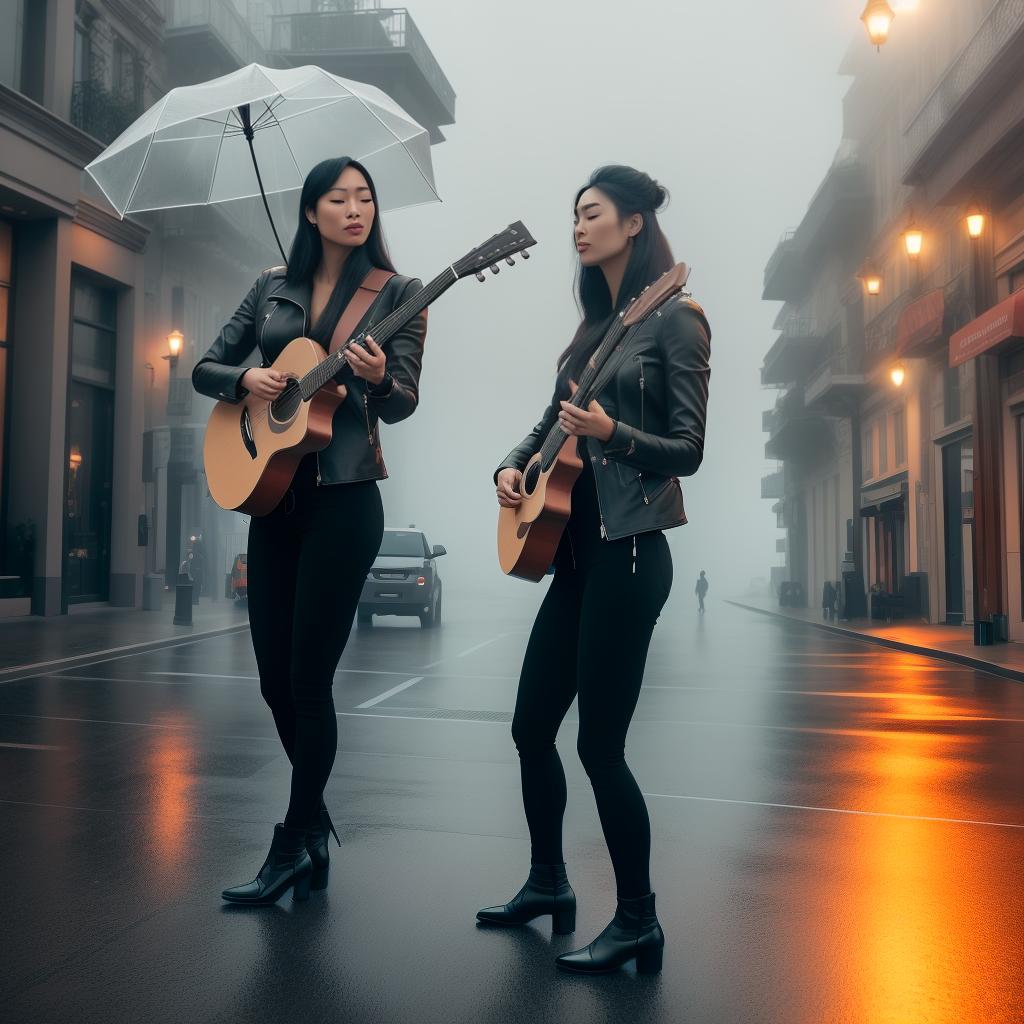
[1,589,1022,1024]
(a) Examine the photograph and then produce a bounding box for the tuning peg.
[490,264,500,274]
[521,250,530,259]
[475,272,486,282]
[505,257,515,266]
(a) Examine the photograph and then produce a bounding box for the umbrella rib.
[262,103,304,181]
[206,107,232,206]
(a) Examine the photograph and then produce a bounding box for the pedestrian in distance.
[696,570,709,613]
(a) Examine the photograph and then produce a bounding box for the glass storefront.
[941,437,974,625]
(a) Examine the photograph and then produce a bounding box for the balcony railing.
[903,0,1024,179]
[70,81,141,145]
[165,0,267,69]
[761,468,785,501]
[270,8,455,118]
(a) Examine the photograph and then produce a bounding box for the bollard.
[173,573,193,625]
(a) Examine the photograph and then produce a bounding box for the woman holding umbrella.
[192,156,427,905]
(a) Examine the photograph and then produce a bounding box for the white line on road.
[420,634,512,671]
[642,792,1024,830]
[356,676,426,709]
[0,741,62,750]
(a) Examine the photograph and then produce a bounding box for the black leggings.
[246,454,384,829]
[511,528,672,899]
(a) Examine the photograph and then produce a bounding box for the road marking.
[0,741,61,750]
[420,634,511,670]
[356,676,426,709]
[642,792,1024,830]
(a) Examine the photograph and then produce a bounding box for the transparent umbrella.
[84,63,440,262]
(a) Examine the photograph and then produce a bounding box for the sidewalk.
[727,595,1024,683]
[0,597,249,680]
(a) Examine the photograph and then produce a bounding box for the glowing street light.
[858,260,883,296]
[890,362,906,387]
[165,329,184,368]
[903,219,923,258]
[966,204,986,239]
[861,0,896,50]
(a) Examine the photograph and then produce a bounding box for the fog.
[250,0,857,604]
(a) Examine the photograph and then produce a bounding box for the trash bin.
[973,618,994,646]
[173,573,193,625]
[143,573,163,611]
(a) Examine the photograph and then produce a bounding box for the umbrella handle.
[238,104,288,266]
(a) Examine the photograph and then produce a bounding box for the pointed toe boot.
[476,863,576,934]
[556,892,664,974]
[221,824,313,906]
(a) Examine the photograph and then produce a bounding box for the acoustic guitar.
[203,222,537,515]
[497,264,690,581]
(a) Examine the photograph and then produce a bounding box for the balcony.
[164,0,267,85]
[760,316,825,386]
[70,81,142,145]
[804,349,866,417]
[761,468,785,501]
[772,500,785,528]
[270,8,455,142]
[762,230,805,301]
[903,0,1024,184]
[762,142,871,301]
[763,385,828,462]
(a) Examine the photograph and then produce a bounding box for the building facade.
[0,0,454,616]
[761,0,1024,641]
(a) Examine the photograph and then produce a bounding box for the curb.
[0,622,251,685]
[726,600,1024,685]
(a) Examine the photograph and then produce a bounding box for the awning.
[949,288,1024,366]
[896,288,945,356]
[860,478,907,517]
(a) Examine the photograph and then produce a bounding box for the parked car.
[359,527,446,628]
[229,553,247,601]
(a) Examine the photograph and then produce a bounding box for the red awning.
[950,288,1024,367]
[896,288,944,356]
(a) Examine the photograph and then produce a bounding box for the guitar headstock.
[453,221,538,281]
[621,263,691,327]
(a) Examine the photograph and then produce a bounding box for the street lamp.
[858,260,883,296]
[890,362,906,387]
[861,0,896,50]
[164,329,183,369]
[965,203,986,239]
[903,218,923,258]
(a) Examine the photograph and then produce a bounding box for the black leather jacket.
[495,296,711,542]
[192,266,426,485]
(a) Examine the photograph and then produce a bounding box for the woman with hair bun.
[477,165,712,975]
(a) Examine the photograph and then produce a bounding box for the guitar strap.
[328,267,396,356]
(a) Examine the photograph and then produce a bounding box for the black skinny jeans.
[511,463,673,899]
[246,453,384,829]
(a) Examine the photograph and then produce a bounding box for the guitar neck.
[300,267,458,398]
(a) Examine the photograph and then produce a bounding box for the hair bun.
[648,179,668,211]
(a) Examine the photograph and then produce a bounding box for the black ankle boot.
[305,804,341,891]
[476,863,576,934]
[555,892,664,974]
[221,824,313,906]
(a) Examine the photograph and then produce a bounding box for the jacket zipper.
[637,355,650,505]
[590,453,608,539]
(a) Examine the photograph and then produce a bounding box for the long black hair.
[558,165,674,383]
[285,156,396,347]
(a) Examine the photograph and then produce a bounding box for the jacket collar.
[265,272,311,311]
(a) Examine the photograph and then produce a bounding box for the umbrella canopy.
[85,63,439,258]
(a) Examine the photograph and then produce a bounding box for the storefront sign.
[949,289,1024,366]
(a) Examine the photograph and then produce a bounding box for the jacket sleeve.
[191,272,266,403]
[366,277,427,425]
[602,304,711,477]
[492,397,560,484]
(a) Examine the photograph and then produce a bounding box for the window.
[862,427,873,481]
[112,35,142,109]
[0,220,11,575]
[894,407,906,466]
[878,416,888,475]
[0,0,23,91]
[377,531,428,558]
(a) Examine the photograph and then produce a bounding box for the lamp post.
[164,329,183,370]
[861,0,896,50]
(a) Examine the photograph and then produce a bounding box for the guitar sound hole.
[270,380,302,422]
[239,408,257,459]
[523,462,541,496]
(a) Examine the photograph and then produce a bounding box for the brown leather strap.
[328,267,395,354]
